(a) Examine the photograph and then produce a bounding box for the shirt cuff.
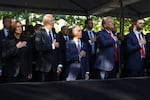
[52,43,55,50]
[79,55,81,61]
[58,64,63,68]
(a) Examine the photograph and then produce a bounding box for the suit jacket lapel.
[132,31,140,44]
[71,40,79,53]
[42,29,52,44]
[85,31,90,40]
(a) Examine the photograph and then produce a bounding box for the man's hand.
[28,74,32,80]
[112,36,118,42]
[90,38,96,42]
[57,67,62,75]
[16,41,27,48]
[53,39,59,48]
[85,73,89,80]
[80,50,86,58]
[140,39,146,46]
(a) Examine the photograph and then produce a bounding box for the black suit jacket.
[35,29,60,72]
[2,36,32,77]
[58,33,69,65]
[0,29,10,70]
[82,30,97,57]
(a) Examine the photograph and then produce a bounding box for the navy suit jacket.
[95,29,116,71]
[124,31,146,70]
[66,39,89,77]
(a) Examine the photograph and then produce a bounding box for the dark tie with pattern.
[49,31,53,43]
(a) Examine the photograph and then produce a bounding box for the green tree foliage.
[0,11,150,35]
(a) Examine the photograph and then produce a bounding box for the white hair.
[43,14,54,25]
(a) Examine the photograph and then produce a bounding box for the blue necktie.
[49,31,52,43]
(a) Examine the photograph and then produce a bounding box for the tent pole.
[119,0,124,40]
[25,0,29,26]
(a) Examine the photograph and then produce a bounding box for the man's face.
[61,26,69,35]
[86,20,93,30]
[48,16,55,27]
[4,18,12,29]
[73,26,82,38]
[136,19,144,31]
[104,18,115,31]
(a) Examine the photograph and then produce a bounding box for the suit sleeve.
[35,32,53,52]
[96,32,115,49]
[125,35,141,54]
[57,35,63,64]
[2,39,19,58]
[83,44,89,73]
[27,38,32,74]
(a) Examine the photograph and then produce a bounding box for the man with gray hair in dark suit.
[35,14,62,82]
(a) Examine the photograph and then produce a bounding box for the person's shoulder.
[97,30,107,36]
[0,29,4,35]
[35,29,46,36]
[126,31,134,37]
[66,39,74,44]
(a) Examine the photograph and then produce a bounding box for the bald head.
[43,14,54,26]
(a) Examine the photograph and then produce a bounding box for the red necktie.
[110,32,119,62]
[138,33,146,58]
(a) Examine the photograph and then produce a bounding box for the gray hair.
[43,14,54,25]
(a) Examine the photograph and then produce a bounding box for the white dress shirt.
[45,27,55,50]
[87,30,95,54]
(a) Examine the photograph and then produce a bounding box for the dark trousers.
[3,73,28,83]
[36,70,58,82]
[126,59,145,77]
[126,69,144,77]
[4,77,17,83]
[89,54,98,79]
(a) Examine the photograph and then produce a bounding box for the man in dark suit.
[58,26,70,80]
[95,16,119,79]
[124,18,146,77]
[66,25,89,81]
[35,14,62,82]
[82,19,97,79]
[0,16,12,81]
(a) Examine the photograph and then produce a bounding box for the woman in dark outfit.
[2,21,32,82]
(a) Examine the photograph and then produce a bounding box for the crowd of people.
[0,14,150,83]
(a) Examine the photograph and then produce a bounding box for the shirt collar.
[133,29,141,35]
[45,27,52,34]
[105,29,112,34]
[87,30,92,32]
[73,38,80,43]
[4,28,8,32]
